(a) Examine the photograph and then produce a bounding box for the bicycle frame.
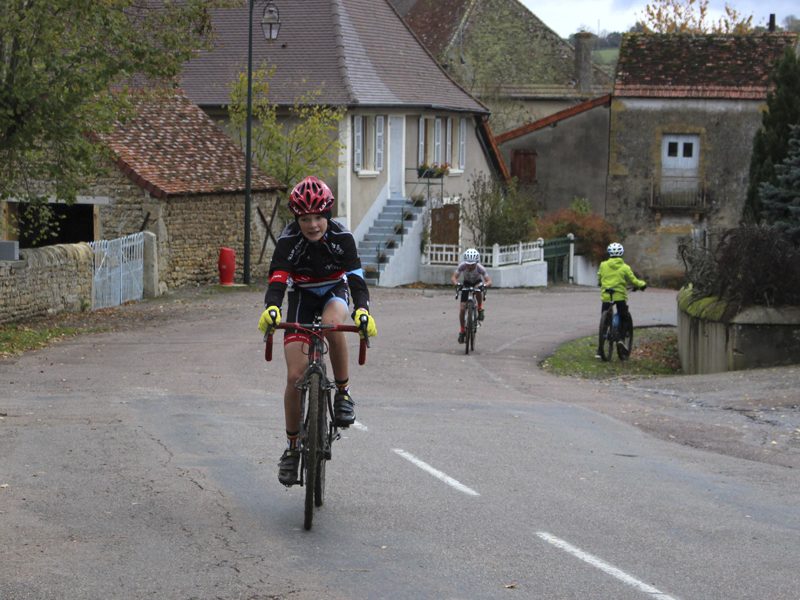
[456,284,485,354]
[599,288,634,362]
[264,316,368,530]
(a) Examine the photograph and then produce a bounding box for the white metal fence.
[424,240,545,266]
[89,232,144,310]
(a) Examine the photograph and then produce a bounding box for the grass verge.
[540,326,681,379]
[0,324,93,358]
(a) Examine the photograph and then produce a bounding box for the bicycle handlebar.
[264,319,369,365]
[455,283,486,299]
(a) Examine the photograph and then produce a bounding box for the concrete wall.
[498,105,610,215]
[419,262,547,287]
[607,97,764,283]
[678,301,800,374]
[0,244,93,324]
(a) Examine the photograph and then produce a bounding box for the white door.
[389,116,405,199]
[661,134,700,194]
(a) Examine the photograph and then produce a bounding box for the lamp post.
[244,0,280,284]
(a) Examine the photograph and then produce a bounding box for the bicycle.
[264,312,369,530]
[598,288,636,362]
[456,284,484,355]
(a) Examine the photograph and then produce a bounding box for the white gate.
[89,232,144,310]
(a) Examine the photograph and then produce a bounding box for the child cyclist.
[257,176,377,486]
[596,242,646,357]
[451,248,492,344]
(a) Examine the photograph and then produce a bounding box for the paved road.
[1,285,798,599]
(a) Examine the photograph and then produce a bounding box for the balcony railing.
[651,177,708,211]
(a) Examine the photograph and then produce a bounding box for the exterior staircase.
[358,197,425,285]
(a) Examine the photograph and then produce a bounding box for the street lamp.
[244,0,280,284]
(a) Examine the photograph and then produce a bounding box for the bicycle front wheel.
[304,372,323,530]
[314,390,329,508]
[599,310,614,362]
[618,313,634,360]
[465,302,474,355]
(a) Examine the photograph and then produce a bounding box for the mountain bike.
[265,313,369,530]
[456,284,484,355]
[598,288,636,362]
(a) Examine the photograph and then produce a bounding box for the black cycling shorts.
[283,281,350,346]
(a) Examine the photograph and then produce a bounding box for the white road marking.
[392,448,480,496]
[536,532,680,600]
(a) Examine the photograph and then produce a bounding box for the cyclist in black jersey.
[257,176,377,486]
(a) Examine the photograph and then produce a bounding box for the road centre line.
[535,532,679,600]
[392,448,480,496]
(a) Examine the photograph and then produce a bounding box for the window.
[434,118,442,164]
[446,118,453,166]
[416,115,467,171]
[353,114,385,173]
[458,118,467,169]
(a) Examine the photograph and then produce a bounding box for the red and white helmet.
[288,176,335,216]
[607,242,624,257]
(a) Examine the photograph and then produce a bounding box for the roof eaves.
[614,85,768,100]
[331,0,357,104]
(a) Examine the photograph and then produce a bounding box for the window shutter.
[434,118,442,164]
[375,116,384,171]
[353,116,363,171]
[458,118,467,169]
[511,149,537,183]
[418,117,425,165]
[446,118,453,166]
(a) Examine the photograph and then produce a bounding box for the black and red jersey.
[264,219,369,310]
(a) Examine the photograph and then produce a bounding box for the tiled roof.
[99,92,281,198]
[399,0,613,90]
[615,33,799,99]
[180,0,487,113]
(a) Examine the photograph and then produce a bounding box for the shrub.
[461,174,535,246]
[679,224,800,319]
[532,208,618,264]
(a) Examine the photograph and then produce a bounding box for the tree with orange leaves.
[640,0,753,33]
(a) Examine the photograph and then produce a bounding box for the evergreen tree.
[745,48,800,221]
[759,125,800,244]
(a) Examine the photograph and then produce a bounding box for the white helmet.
[463,248,480,264]
[607,242,624,257]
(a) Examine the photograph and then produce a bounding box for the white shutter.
[375,116,385,171]
[353,115,363,171]
[434,118,442,164]
[446,117,453,166]
[459,118,467,169]
[418,116,425,165]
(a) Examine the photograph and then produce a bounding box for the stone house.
[179,0,506,285]
[494,94,611,214]
[96,92,281,290]
[608,32,799,284]
[1,91,282,290]
[391,0,612,133]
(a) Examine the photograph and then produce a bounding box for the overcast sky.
[518,0,798,38]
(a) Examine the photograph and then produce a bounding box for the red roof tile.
[99,93,281,198]
[615,33,799,99]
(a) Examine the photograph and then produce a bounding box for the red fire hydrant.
[218,247,235,286]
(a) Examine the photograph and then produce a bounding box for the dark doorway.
[16,202,94,248]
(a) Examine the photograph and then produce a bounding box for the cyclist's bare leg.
[322,299,349,382]
[283,341,307,433]
[458,302,466,330]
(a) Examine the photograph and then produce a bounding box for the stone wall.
[606,97,763,284]
[94,170,278,291]
[0,244,93,324]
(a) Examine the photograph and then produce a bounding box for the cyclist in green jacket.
[596,242,646,357]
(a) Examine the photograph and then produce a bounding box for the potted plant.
[417,162,449,178]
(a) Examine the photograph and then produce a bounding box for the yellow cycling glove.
[354,308,377,338]
[258,305,281,333]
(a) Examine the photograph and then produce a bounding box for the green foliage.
[461,174,534,246]
[640,0,753,33]
[0,0,229,243]
[0,323,82,357]
[746,47,800,222]
[229,67,345,213]
[569,197,592,215]
[679,225,800,319]
[533,208,618,264]
[759,124,800,243]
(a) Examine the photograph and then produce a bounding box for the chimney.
[574,32,594,94]
[769,14,776,32]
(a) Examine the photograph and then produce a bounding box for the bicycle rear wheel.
[304,372,323,530]
[599,309,615,362]
[314,391,329,508]
[618,313,634,360]
[470,305,477,352]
